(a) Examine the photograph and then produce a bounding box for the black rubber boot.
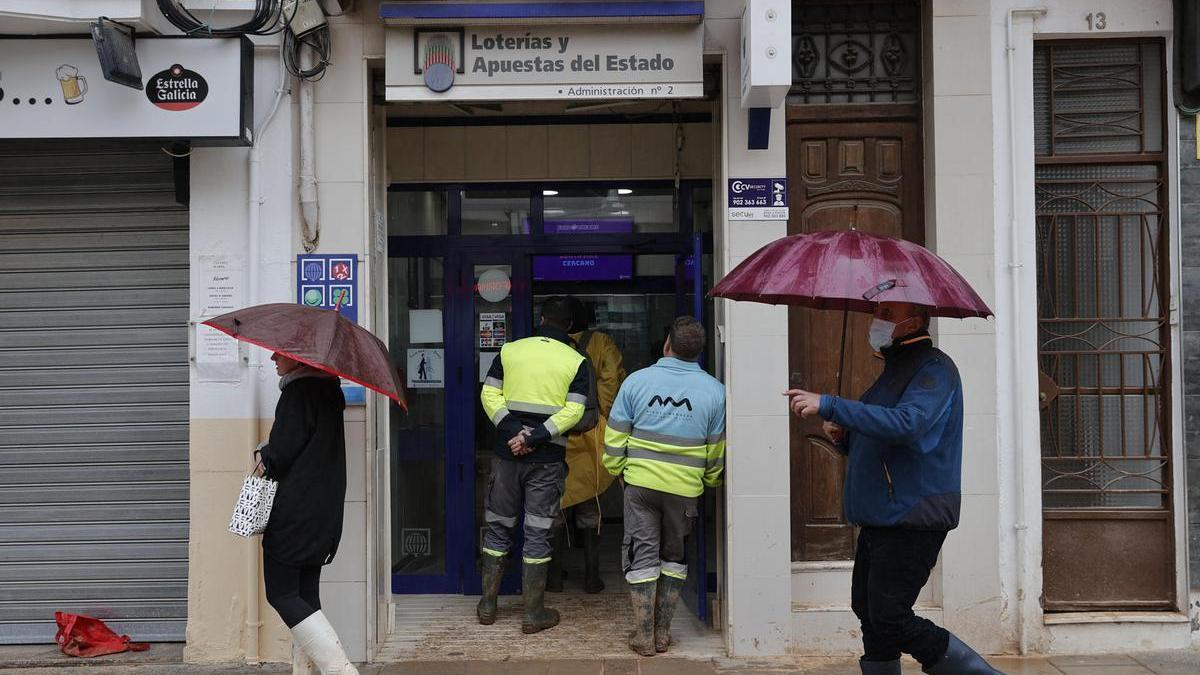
[860,659,901,674]
[546,529,566,593]
[582,528,604,594]
[521,562,561,634]
[476,554,505,625]
[628,581,657,656]
[923,633,1004,674]
[653,574,684,653]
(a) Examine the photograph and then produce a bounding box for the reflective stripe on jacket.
[603,357,726,498]
[480,326,589,463]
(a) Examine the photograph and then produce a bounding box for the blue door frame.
[389,181,715,621]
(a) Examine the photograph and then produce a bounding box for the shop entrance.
[387,181,715,622]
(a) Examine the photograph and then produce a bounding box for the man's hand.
[508,427,534,456]
[823,421,845,444]
[783,389,822,418]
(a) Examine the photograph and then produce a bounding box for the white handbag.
[228,460,278,537]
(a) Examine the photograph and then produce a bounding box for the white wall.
[705,0,793,657]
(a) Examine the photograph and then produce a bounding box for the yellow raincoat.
[563,330,626,509]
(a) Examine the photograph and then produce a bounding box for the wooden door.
[786,121,924,561]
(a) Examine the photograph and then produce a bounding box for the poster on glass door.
[407,348,444,389]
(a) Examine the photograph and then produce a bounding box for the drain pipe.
[299,65,319,252]
[1005,6,1046,657]
[244,45,288,665]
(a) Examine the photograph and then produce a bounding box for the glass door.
[450,250,532,594]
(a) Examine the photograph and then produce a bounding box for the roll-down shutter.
[0,141,189,643]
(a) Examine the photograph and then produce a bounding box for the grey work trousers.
[482,458,566,563]
[555,496,602,532]
[621,483,697,584]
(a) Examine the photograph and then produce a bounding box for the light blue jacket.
[604,357,726,497]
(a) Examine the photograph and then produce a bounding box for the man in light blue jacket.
[604,316,725,656]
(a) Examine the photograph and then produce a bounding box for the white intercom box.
[740,0,791,109]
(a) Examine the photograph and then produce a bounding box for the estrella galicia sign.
[145,64,208,112]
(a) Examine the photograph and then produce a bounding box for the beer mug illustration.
[56,65,87,105]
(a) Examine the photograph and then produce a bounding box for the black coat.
[260,376,347,567]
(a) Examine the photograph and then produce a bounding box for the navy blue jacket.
[818,335,963,530]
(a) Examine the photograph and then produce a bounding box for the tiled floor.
[378,587,723,662]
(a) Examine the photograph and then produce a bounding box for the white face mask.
[868,318,896,352]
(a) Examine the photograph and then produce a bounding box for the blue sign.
[728,178,788,208]
[727,178,788,221]
[297,254,358,323]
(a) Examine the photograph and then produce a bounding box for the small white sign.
[479,350,499,383]
[195,324,241,382]
[199,254,245,317]
[728,207,790,221]
[409,309,443,344]
[407,348,444,389]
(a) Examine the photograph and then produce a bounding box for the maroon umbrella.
[710,229,992,318]
[203,303,406,409]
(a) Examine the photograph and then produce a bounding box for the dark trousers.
[263,555,322,628]
[851,527,950,666]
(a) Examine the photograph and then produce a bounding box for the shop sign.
[297,254,359,322]
[0,36,251,145]
[728,178,788,221]
[384,24,703,101]
[407,348,445,389]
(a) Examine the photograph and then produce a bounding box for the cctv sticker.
[145,64,208,111]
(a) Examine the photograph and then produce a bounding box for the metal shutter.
[0,141,189,643]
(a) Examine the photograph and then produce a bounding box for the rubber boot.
[546,529,565,593]
[291,611,359,675]
[292,641,316,675]
[653,574,685,653]
[582,527,604,594]
[628,581,657,657]
[860,659,901,675]
[521,562,560,634]
[922,633,1004,674]
[476,554,505,625]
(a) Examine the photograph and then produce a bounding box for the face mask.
[868,318,896,352]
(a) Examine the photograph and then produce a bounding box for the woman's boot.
[627,581,657,656]
[292,641,316,675]
[582,527,604,594]
[922,633,1004,674]
[521,562,561,634]
[291,611,359,675]
[476,553,505,625]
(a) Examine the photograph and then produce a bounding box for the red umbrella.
[710,230,991,452]
[710,230,992,318]
[203,303,406,409]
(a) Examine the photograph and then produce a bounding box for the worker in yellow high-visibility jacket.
[478,297,589,635]
[547,297,627,594]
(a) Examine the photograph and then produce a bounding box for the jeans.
[851,527,950,666]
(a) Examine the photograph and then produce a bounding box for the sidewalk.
[2,645,1198,675]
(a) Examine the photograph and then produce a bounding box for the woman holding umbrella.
[205,303,405,675]
[256,351,357,675]
[711,231,1001,675]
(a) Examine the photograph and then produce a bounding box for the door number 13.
[1086,12,1107,30]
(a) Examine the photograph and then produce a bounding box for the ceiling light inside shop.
[617,188,633,195]
[542,190,558,196]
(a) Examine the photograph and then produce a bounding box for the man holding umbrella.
[785,299,1000,675]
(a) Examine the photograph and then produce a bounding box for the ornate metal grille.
[789,1,919,105]
[1033,42,1170,510]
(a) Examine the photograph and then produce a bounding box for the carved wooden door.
[786,121,924,561]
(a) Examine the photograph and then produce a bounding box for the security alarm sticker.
[146,64,209,111]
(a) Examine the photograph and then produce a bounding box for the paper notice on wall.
[195,323,242,382]
[198,254,245,318]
